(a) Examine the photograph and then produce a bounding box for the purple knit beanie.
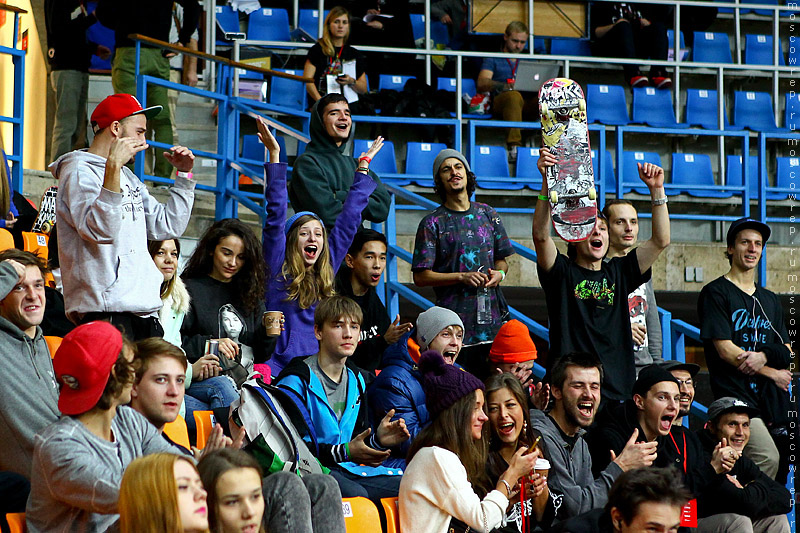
[418,350,485,418]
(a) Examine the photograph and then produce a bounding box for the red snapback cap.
[90,93,162,131]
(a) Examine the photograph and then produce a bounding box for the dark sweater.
[334,266,391,372]
[44,0,99,71]
[95,0,200,49]
[695,429,791,519]
[180,276,270,364]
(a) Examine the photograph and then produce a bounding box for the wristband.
[344,442,350,461]
[538,194,549,201]
[176,171,193,179]
[500,479,513,496]
[497,269,506,281]
[651,196,668,206]
[357,167,369,174]
[359,156,372,163]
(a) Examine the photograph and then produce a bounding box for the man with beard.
[530,352,658,521]
[660,360,699,426]
[412,149,514,378]
[695,397,791,533]
[587,365,737,529]
[533,151,670,404]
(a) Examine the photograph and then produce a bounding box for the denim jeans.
[262,472,346,533]
[184,376,239,436]
[329,467,402,500]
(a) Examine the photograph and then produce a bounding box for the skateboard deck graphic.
[32,186,58,235]
[538,78,597,242]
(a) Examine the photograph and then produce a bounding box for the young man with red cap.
[698,217,792,482]
[52,94,196,340]
[26,321,182,532]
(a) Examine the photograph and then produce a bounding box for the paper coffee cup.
[534,458,550,478]
[264,311,283,336]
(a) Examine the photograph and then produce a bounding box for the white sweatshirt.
[399,446,509,533]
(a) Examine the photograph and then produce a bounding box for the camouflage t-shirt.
[411,202,514,345]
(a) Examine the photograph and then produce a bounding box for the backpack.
[231,377,328,476]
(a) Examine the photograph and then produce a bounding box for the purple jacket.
[263,162,376,375]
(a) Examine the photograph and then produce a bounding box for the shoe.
[652,76,672,90]
[507,145,519,165]
[630,75,650,88]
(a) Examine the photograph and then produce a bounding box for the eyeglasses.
[674,378,693,387]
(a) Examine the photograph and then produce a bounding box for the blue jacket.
[367,330,429,469]
[276,355,403,478]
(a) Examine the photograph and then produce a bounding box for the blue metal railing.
[0,5,26,193]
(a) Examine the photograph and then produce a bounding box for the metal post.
[216,79,238,220]
[424,1,431,84]
[456,57,463,122]
[232,40,240,98]
[386,194,400,319]
[134,42,146,179]
[757,133,767,286]
[10,12,24,192]
[317,0,324,42]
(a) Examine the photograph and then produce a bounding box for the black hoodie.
[44,0,99,71]
[289,99,390,228]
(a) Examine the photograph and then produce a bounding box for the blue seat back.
[248,8,291,41]
[591,150,616,196]
[378,75,415,91]
[786,92,800,130]
[632,88,679,127]
[405,142,446,187]
[550,38,592,56]
[242,134,287,164]
[693,32,732,63]
[621,152,662,195]
[353,140,397,174]
[298,9,329,40]
[586,84,630,125]
[725,155,760,199]
[776,157,800,199]
[789,36,800,68]
[437,78,478,96]
[215,5,241,39]
[474,145,516,189]
[269,69,307,110]
[671,153,730,198]
[667,29,688,60]
[685,89,728,129]
[744,34,785,65]
[515,147,541,179]
[733,91,778,132]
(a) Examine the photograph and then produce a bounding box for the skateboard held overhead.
[538,78,597,242]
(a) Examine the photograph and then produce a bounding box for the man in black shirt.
[334,228,412,372]
[698,218,792,482]
[533,149,670,403]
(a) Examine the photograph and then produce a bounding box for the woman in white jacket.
[399,351,538,533]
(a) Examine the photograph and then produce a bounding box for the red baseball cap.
[54,321,125,415]
[90,93,162,131]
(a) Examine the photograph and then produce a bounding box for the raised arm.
[634,163,670,273]
[532,148,558,272]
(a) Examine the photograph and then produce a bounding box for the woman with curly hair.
[119,453,209,533]
[257,114,383,375]
[181,218,270,377]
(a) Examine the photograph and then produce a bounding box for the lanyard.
[506,58,519,80]
[669,431,687,474]
[329,46,344,65]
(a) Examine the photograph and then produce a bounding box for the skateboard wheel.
[41,222,52,234]
[549,191,558,203]
[588,188,597,200]
[578,100,586,112]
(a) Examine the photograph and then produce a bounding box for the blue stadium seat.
[409,14,450,46]
[378,75,415,91]
[591,150,616,196]
[248,8,290,42]
[789,36,800,67]
[733,91,781,132]
[298,9,329,40]
[86,20,114,71]
[786,92,800,130]
[685,88,737,130]
[621,152,662,195]
[776,157,800,200]
[692,32,732,63]
[632,88,687,128]
[726,155,781,200]
[405,142,446,187]
[242,134,287,164]
[214,5,241,43]
[667,30,687,60]
[671,153,730,198]
[744,34,785,65]
[550,38,592,56]
[586,84,630,125]
[437,78,478,97]
[514,147,543,190]
[473,145,518,189]
[353,139,398,175]
[268,69,307,110]
[749,0,779,15]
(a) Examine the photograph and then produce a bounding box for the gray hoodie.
[52,150,195,322]
[529,409,622,521]
[0,261,60,478]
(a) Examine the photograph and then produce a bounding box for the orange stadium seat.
[163,415,192,450]
[0,229,14,251]
[21,232,48,262]
[381,497,400,533]
[193,410,216,450]
[342,497,381,533]
[44,336,62,358]
[6,512,26,533]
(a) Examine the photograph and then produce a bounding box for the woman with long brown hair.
[119,453,210,533]
[302,6,368,104]
[400,351,538,533]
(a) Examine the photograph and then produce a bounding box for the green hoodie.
[289,99,390,228]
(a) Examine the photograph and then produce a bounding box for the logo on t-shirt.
[731,308,772,345]
[574,278,615,305]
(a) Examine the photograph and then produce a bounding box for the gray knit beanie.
[416,306,464,349]
[432,149,471,180]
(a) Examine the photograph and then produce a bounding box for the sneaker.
[508,146,519,165]
[630,75,650,88]
[652,76,672,90]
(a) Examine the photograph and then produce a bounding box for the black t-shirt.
[698,276,790,415]
[305,42,366,98]
[538,250,649,402]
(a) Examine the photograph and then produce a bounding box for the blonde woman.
[119,453,209,533]
[302,6,368,103]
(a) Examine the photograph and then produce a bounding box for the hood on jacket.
[49,149,105,180]
[307,98,354,155]
[164,275,191,314]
